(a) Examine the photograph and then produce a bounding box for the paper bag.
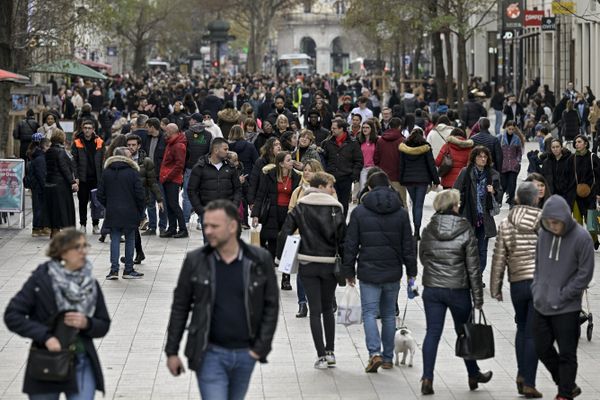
[278,235,300,274]
[336,286,362,326]
[250,228,261,246]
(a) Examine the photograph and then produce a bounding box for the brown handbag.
[575,152,595,198]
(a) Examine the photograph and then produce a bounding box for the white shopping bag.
[278,235,300,274]
[336,286,362,326]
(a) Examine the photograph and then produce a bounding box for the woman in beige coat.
[490,182,543,398]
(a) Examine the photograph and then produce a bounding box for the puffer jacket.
[419,212,483,307]
[435,135,473,188]
[276,188,346,264]
[187,155,241,214]
[490,205,541,298]
[135,149,162,202]
[398,142,439,186]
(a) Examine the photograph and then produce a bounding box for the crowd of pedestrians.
[4,70,598,400]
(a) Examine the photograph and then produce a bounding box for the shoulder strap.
[332,206,340,257]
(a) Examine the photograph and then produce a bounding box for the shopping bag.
[455,309,495,360]
[586,209,600,234]
[336,286,362,326]
[250,228,261,246]
[278,235,300,274]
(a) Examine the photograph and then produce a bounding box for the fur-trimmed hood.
[104,155,139,171]
[398,142,431,155]
[298,190,343,210]
[261,163,276,174]
[447,135,474,148]
[217,108,241,123]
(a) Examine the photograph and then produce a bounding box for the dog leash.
[400,299,409,328]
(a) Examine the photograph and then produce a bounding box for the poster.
[0,159,25,212]
[503,0,524,29]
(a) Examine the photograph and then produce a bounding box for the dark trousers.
[163,181,186,233]
[77,180,99,226]
[299,262,337,357]
[260,206,288,259]
[533,310,580,398]
[475,224,489,272]
[134,228,143,256]
[334,175,353,218]
[31,187,44,229]
[501,171,518,207]
[422,287,480,380]
[510,280,538,387]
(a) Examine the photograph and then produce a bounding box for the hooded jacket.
[532,195,594,315]
[343,186,417,283]
[160,133,187,185]
[490,205,541,298]
[217,108,241,140]
[426,123,454,159]
[435,135,474,188]
[398,142,440,186]
[203,118,223,139]
[374,128,403,181]
[184,123,212,169]
[134,149,162,202]
[419,213,483,308]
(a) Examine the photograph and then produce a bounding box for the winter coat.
[500,133,523,173]
[503,102,525,127]
[419,212,483,307]
[13,117,40,142]
[71,133,105,183]
[217,108,241,140]
[184,124,212,169]
[202,95,223,121]
[292,144,320,166]
[453,166,503,238]
[160,133,187,185]
[343,186,417,283]
[532,195,594,316]
[426,123,454,160]
[435,135,474,188]
[471,130,503,170]
[165,242,278,369]
[398,142,440,186]
[45,144,75,186]
[573,150,600,209]
[3,262,110,395]
[26,148,46,191]
[461,99,487,129]
[253,132,278,154]
[168,111,188,131]
[321,134,364,181]
[490,205,542,298]
[541,148,575,205]
[561,109,581,140]
[248,157,269,204]
[374,128,403,182]
[97,156,146,229]
[267,107,296,127]
[187,155,242,214]
[276,188,345,264]
[135,149,162,202]
[589,105,600,134]
[229,140,259,177]
[251,166,300,240]
[142,133,167,178]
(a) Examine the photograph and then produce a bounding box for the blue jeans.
[297,276,306,304]
[406,184,428,233]
[110,227,135,273]
[360,281,400,362]
[147,181,167,231]
[511,279,538,387]
[196,345,257,400]
[475,224,489,272]
[494,109,503,136]
[422,287,480,381]
[29,354,96,400]
[182,168,193,223]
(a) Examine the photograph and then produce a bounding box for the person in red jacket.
[373,117,406,206]
[159,123,188,238]
[435,128,474,189]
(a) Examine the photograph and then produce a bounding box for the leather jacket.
[490,205,541,298]
[165,242,279,370]
[419,213,483,307]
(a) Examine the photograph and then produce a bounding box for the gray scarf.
[47,259,97,317]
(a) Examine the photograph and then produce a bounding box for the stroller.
[579,289,594,342]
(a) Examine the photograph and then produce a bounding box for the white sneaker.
[79,225,86,233]
[325,351,336,367]
[92,225,100,235]
[314,357,328,370]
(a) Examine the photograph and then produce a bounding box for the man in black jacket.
[188,138,241,240]
[321,119,363,216]
[305,109,331,146]
[13,109,40,160]
[165,200,278,399]
[471,118,503,170]
[143,117,167,235]
[343,172,417,373]
[461,92,487,130]
[72,120,105,234]
[267,95,297,126]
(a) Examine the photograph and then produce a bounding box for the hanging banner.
[552,1,576,15]
[503,0,525,29]
[0,159,25,212]
[524,10,545,27]
[541,17,557,30]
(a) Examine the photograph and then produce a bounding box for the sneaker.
[79,225,86,233]
[98,234,106,243]
[140,219,149,231]
[159,230,175,238]
[121,255,145,264]
[365,354,383,373]
[92,225,100,235]
[32,228,42,237]
[173,230,189,238]
[381,362,393,369]
[122,270,144,279]
[314,357,328,370]
[105,271,119,280]
[141,229,156,236]
[325,351,336,367]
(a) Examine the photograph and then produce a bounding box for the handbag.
[455,309,495,360]
[575,152,595,198]
[278,235,300,274]
[586,209,600,234]
[436,131,453,177]
[250,227,261,246]
[258,196,271,224]
[331,207,346,287]
[490,194,501,216]
[26,344,76,382]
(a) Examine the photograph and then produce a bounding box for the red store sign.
[524,10,545,26]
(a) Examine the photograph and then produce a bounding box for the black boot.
[134,253,146,264]
[281,273,292,290]
[296,303,308,318]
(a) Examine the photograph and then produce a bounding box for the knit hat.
[190,113,203,123]
[31,132,44,142]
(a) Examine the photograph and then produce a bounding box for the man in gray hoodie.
[532,195,594,400]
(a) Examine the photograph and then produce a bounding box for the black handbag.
[258,196,271,224]
[455,309,495,360]
[26,343,76,382]
[331,207,346,286]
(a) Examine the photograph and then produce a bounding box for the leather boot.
[522,385,543,398]
[469,370,493,390]
[421,379,434,395]
[296,303,308,318]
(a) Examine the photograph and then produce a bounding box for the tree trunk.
[456,33,467,110]
[432,31,446,99]
[444,30,454,107]
[132,38,147,74]
[393,39,400,85]
[0,0,14,156]
[413,37,422,79]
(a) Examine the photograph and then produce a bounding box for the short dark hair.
[389,117,402,129]
[309,171,335,188]
[204,199,241,237]
[358,96,368,104]
[367,171,390,188]
[468,145,492,167]
[126,134,142,144]
[136,114,149,127]
[332,119,348,131]
[437,115,450,125]
[46,228,86,259]
[211,137,228,152]
[479,118,490,130]
[275,95,285,102]
[147,117,161,130]
[81,120,94,128]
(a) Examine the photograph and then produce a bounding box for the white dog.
[394,327,418,367]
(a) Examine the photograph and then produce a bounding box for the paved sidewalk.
[1,143,600,399]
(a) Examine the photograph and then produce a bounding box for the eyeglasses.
[71,243,91,251]
[83,127,93,130]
